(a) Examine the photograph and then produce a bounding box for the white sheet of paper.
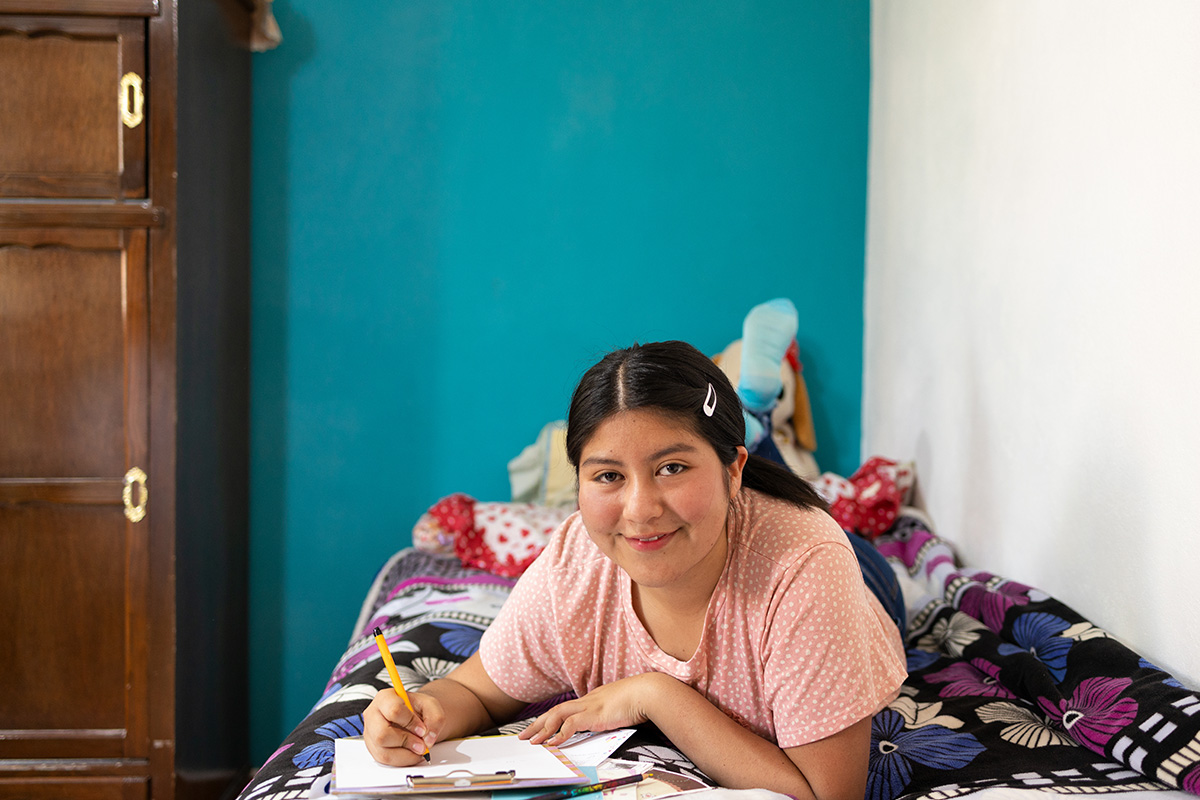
[557,729,637,767]
[333,735,581,792]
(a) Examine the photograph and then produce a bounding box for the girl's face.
[576,408,747,597]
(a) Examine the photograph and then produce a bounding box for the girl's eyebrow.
[581,455,622,468]
[650,443,699,461]
[581,443,699,468]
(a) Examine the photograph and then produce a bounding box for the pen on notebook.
[523,773,645,800]
[373,626,431,762]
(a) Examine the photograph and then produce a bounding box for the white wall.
[864,1,1200,689]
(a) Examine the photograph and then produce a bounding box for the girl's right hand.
[363,688,444,766]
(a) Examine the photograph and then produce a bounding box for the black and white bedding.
[236,512,1200,800]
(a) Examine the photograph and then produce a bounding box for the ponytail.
[741,453,829,513]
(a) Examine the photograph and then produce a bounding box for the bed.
[235,492,1200,800]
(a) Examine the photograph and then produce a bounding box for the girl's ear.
[728,446,749,498]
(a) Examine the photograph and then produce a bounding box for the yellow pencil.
[373,626,431,762]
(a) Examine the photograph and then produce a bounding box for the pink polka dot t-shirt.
[478,488,907,749]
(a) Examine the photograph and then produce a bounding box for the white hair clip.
[703,383,717,417]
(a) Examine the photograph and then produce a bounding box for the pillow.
[413,493,574,578]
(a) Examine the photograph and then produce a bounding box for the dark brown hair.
[565,340,827,512]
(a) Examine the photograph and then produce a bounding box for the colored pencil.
[522,773,645,800]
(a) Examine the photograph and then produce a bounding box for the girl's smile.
[622,531,674,551]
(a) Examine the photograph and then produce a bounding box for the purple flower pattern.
[959,575,1036,632]
[1183,765,1200,795]
[1037,677,1138,754]
[927,659,1017,700]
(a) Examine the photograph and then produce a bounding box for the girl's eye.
[594,471,622,484]
[659,463,686,476]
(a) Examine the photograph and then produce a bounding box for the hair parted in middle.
[564,340,827,513]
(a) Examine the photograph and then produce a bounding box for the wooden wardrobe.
[0,1,251,798]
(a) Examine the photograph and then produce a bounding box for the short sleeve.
[763,540,907,748]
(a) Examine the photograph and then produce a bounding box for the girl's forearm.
[641,675,814,799]
[415,677,497,741]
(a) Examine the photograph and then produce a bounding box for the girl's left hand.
[518,674,671,746]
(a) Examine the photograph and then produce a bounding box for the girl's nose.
[623,477,663,524]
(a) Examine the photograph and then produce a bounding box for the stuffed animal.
[713,338,820,480]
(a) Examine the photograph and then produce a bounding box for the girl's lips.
[623,530,676,552]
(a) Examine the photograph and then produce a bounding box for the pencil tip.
[373,626,383,637]
[423,752,431,763]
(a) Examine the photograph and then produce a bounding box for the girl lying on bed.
[363,300,907,800]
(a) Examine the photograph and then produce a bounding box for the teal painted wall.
[250,0,869,761]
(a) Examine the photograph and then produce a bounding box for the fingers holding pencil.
[365,627,438,765]
[364,688,440,765]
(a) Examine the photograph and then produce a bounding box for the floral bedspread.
[872,512,1200,799]
[237,522,1200,800]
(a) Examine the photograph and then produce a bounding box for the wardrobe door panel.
[0,231,131,477]
[0,505,135,758]
[0,15,146,198]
